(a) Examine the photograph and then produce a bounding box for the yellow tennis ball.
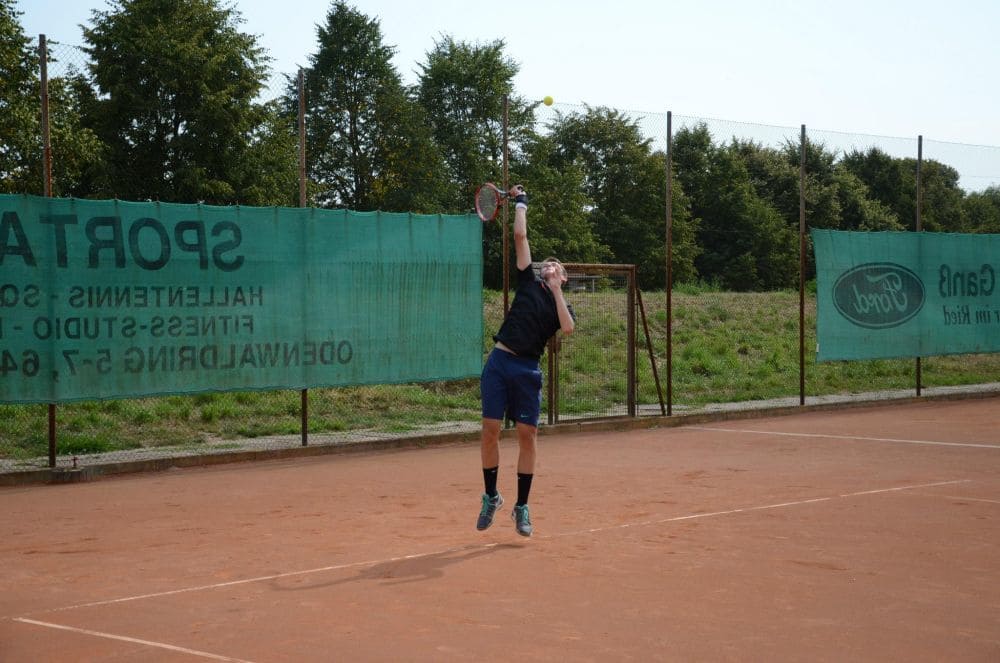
[543,95,553,106]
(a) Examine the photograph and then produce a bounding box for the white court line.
[840,480,971,497]
[36,544,502,615]
[22,479,969,620]
[941,495,1000,505]
[543,480,968,537]
[687,426,1000,449]
[13,618,255,662]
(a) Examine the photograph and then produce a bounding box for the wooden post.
[40,34,57,468]
[502,94,510,315]
[298,68,309,446]
[665,111,673,416]
[799,125,806,406]
[915,135,923,396]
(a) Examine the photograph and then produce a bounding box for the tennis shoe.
[511,504,532,537]
[476,492,503,530]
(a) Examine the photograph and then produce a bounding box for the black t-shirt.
[493,265,574,361]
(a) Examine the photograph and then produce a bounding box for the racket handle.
[506,184,527,201]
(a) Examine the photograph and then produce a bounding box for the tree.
[234,99,299,207]
[82,0,287,204]
[0,0,38,192]
[299,1,447,211]
[670,124,714,214]
[512,133,610,265]
[734,138,801,225]
[737,136,899,233]
[546,106,698,288]
[830,168,901,231]
[368,83,452,213]
[416,36,535,211]
[842,148,968,232]
[709,147,798,290]
[415,35,544,285]
[673,125,796,290]
[905,158,965,232]
[0,4,103,196]
[841,147,914,229]
[722,137,901,281]
[665,166,701,286]
[961,186,1000,233]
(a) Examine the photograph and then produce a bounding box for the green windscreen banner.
[812,229,1000,362]
[0,194,483,403]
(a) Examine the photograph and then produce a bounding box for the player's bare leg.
[480,417,501,468]
[477,418,504,530]
[512,423,536,536]
[515,423,536,474]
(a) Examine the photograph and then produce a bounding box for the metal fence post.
[915,135,923,396]
[548,340,557,425]
[298,68,309,446]
[502,94,510,316]
[799,125,806,406]
[627,266,636,417]
[40,34,57,468]
[665,111,673,416]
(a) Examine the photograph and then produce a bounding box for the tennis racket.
[474,183,509,222]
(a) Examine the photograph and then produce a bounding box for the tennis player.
[476,185,575,537]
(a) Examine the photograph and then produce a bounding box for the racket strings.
[476,187,500,221]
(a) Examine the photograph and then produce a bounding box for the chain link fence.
[3,40,1000,475]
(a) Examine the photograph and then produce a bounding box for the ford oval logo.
[833,263,925,329]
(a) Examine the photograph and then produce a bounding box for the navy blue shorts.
[481,347,543,427]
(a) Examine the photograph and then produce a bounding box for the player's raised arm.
[509,185,532,271]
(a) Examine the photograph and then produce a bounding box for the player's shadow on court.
[269,543,523,591]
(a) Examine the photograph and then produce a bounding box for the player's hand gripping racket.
[474,183,507,222]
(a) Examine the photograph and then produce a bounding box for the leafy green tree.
[670,124,714,212]
[673,125,796,290]
[841,148,914,229]
[512,133,610,264]
[733,138,800,223]
[82,0,287,204]
[299,1,448,211]
[546,107,698,288]
[0,0,38,192]
[415,35,542,285]
[737,137,898,233]
[463,131,612,290]
[842,148,967,232]
[961,186,1000,233]
[777,138,841,231]
[723,137,899,281]
[776,138,901,267]
[707,147,798,290]
[905,158,965,232]
[234,99,299,206]
[368,83,452,213]
[1,3,102,196]
[830,168,901,231]
[416,36,535,210]
[664,169,700,286]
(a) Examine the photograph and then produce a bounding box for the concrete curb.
[2,386,997,488]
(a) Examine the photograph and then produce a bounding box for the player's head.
[540,257,567,285]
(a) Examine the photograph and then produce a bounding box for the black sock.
[483,466,499,497]
[516,472,533,506]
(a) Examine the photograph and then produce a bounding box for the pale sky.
[15,0,1000,186]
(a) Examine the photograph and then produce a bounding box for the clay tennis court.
[2,396,998,661]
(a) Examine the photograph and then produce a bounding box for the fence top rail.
[535,262,636,274]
